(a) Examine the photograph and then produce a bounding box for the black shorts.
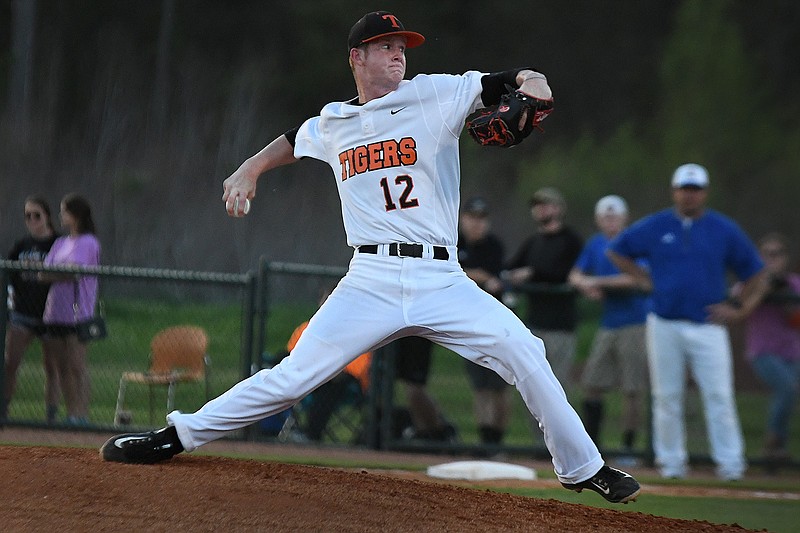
[8,311,48,337]
[393,336,433,385]
[45,324,78,338]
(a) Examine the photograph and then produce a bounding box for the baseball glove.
[466,89,553,147]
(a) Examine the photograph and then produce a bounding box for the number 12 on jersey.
[380,175,419,211]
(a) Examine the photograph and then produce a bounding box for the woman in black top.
[3,195,61,423]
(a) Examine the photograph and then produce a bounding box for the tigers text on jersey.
[294,71,485,247]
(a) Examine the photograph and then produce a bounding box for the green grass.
[503,486,799,533]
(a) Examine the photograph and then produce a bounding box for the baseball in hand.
[232,197,251,216]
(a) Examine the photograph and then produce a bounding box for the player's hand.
[222,163,258,217]
[515,71,553,131]
[517,71,552,101]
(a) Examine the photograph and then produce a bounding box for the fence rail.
[1,259,252,283]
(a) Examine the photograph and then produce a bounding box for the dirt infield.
[1,428,769,533]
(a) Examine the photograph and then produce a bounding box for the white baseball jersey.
[294,72,485,247]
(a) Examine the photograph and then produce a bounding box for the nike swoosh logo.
[589,481,611,495]
[114,436,145,447]
[390,107,407,115]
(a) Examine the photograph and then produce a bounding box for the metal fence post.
[237,268,258,442]
[364,345,381,449]
[240,269,258,382]
[253,256,270,371]
[379,344,397,451]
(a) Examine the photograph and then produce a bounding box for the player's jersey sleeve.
[419,71,486,137]
[294,116,326,162]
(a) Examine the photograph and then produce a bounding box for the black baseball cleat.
[561,465,641,503]
[100,425,184,464]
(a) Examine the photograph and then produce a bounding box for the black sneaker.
[561,465,641,503]
[100,426,184,464]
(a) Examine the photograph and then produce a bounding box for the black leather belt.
[358,243,450,260]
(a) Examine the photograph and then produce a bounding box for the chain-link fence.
[1,260,256,435]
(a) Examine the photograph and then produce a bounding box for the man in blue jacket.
[607,164,764,480]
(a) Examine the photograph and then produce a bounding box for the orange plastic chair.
[113,325,210,427]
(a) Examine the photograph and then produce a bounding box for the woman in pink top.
[41,194,101,425]
[739,233,800,467]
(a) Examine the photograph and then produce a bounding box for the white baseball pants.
[169,251,603,483]
[646,313,746,479]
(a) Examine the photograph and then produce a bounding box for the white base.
[426,460,537,481]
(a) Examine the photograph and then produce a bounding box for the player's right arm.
[222,131,299,216]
